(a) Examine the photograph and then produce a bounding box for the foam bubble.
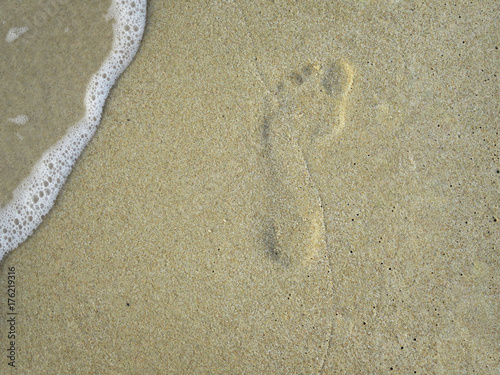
[0,0,147,261]
[7,115,29,125]
[5,27,29,43]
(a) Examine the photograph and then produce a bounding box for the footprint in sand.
[283,59,354,153]
[258,59,354,268]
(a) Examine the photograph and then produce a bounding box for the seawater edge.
[0,0,115,207]
[0,0,147,261]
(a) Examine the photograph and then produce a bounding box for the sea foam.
[0,0,147,261]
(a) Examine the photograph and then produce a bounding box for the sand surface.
[1,1,498,373]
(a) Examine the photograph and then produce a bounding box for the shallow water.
[0,0,113,207]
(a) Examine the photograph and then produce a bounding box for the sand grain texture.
[1,1,498,374]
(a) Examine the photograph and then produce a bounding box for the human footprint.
[257,59,354,269]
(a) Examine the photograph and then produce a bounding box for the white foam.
[0,0,147,261]
[5,27,29,43]
[7,115,29,125]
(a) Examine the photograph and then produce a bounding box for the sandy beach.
[1,0,498,373]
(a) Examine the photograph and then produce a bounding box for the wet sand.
[1,1,498,373]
